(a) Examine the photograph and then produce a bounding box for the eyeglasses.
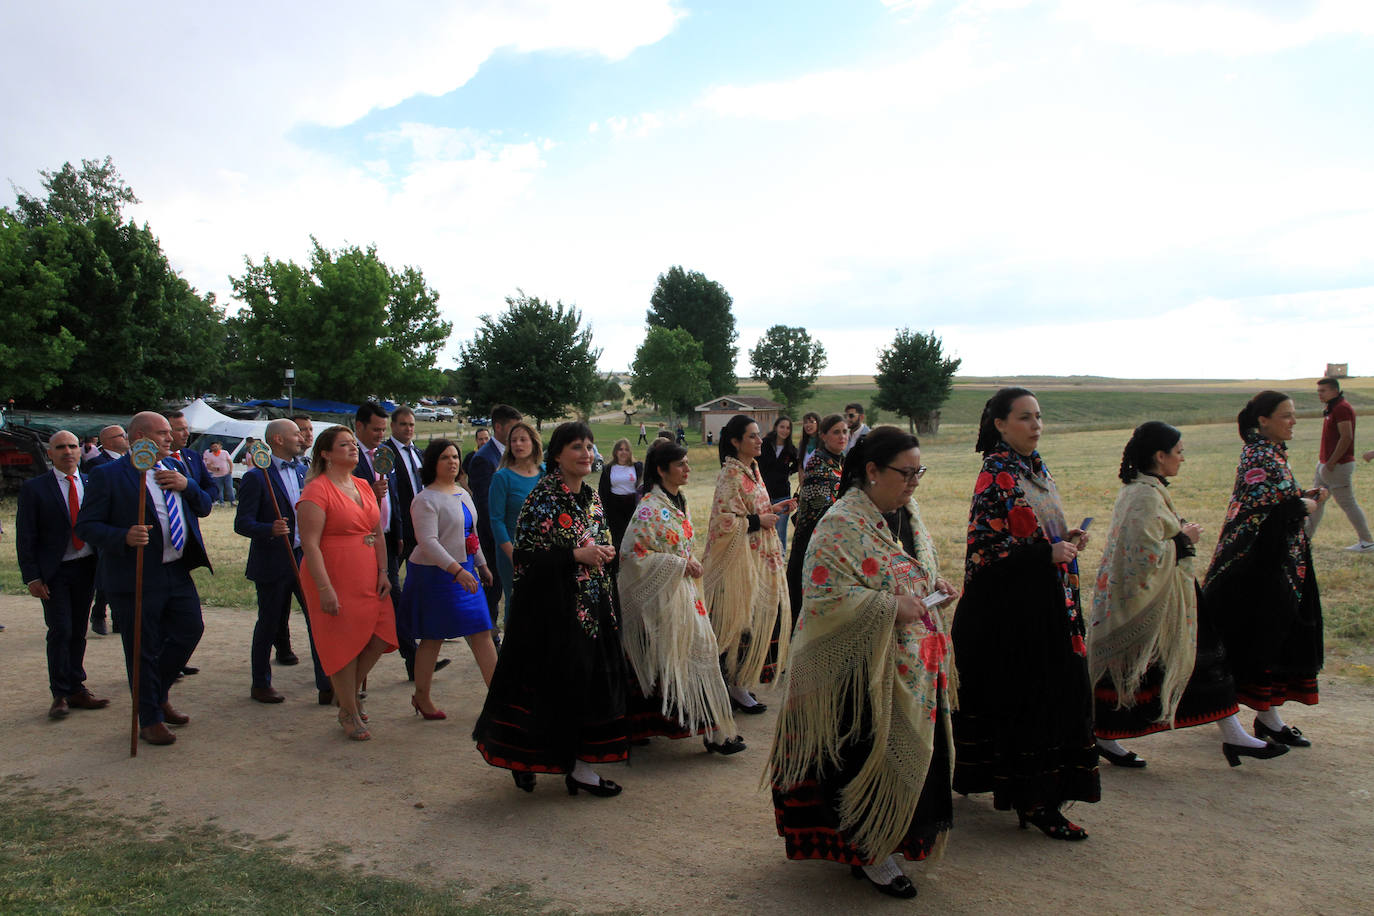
[883,465,927,483]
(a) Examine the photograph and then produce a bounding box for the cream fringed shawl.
[618,487,737,738]
[768,489,953,862]
[1088,474,1197,726]
[702,457,790,686]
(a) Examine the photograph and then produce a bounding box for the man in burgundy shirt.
[1308,377,1373,552]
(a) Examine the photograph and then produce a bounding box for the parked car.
[0,422,47,491]
[435,407,454,420]
[412,406,439,421]
[468,416,491,427]
[436,396,458,406]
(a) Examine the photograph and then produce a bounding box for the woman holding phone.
[703,414,795,714]
[950,388,1099,841]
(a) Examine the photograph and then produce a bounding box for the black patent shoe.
[704,735,747,755]
[1096,744,1147,768]
[1222,740,1289,767]
[729,693,768,714]
[512,771,536,793]
[1017,806,1088,841]
[565,773,622,797]
[850,865,917,899]
[1254,717,1311,747]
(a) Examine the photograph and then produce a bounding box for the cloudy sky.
[5,0,1372,379]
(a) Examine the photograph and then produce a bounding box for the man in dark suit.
[75,411,213,746]
[234,418,331,704]
[17,430,110,719]
[83,423,128,636]
[166,409,218,676]
[466,404,523,636]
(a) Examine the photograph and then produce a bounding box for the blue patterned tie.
[161,460,186,551]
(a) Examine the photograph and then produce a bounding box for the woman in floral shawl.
[472,422,628,798]
[1089,422,1281,769]
[617,439,743,754]
[769,427,956,900]
[1203,391,1329,749]
[785,413,849,625]
[702,415,794,715]
[950,388,1099,841]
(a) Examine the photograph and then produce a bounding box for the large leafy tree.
[228,239,451,404]
[457,291,601,426]
[647,265,738,396]
[873,329,962,434]
[0,212,82,400]
[631,327,711,425]
[748,324,828,414]
[4,158,223,409]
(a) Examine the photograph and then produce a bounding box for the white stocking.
[1096,738,1128,755]
[571,759,600,785]
[1217,714,1265,748]
[729,685,760,707]
[862,856,904,885]
[1256,707,1287,731]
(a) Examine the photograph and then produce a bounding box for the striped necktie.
[161,460,186,551]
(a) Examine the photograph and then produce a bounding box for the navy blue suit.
[16,471,98,699]
[355,445,413,664]
[75,454,212,727]
[467,439,503,626]
[175,448,216,498]
[234,462,328,691]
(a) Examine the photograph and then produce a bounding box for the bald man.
[76,411,213,746]
[17,431,109,719]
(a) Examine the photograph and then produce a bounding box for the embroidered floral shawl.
[769,488,953,861]
[1204,432,1311,605]
[964,444,1084,656]
[617,486,736,737]
[513,467,613,638]
[1088,474,1197,724]
[702,456,790,686]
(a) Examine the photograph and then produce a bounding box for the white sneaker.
[1344,542,1374,553]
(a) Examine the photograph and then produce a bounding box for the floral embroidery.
[512,468,612,638]
[1243,468,1267,485]
[793,448,844,531]
[557,512,573,528]
[861,557,879,577]
[811,565,829,585]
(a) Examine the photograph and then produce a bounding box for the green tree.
[631,327,711,425]
[748,324,828,414]
[228,239,451,404]
[647,266,738,395]
[873,329,962,434]
[601,376,624,403]
[0,212,83,401]
[457,291,601,426]
[4,159,223,408]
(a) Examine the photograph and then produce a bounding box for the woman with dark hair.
[950,387,1099,840]
[400,439,497,719]
[617,439,743,754]
[1202,391,1329,748]
[297,427,397,741]
[786,414,849,622]
[488,421,544,611]
[756,416,799,549]
[769,426,956,899]
[1089,423,1283,767]
[597,437,642,552]
[472,421,628,797]
[797,412,822,484]
[703,415,793,715]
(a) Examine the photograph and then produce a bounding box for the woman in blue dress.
[401,439,495,719]
[488,421,545,613]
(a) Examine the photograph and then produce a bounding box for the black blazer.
[385,437,425,550]
[16,471,90,585]
[233,463,303,583]
[354,446,402,545]
[756,435,799,500]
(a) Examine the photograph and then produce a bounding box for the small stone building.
[695,395,783,444]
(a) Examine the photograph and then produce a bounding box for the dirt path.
[3,594,1373,914]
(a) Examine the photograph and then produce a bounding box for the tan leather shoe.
[48,697,70,719]
[250,686,286,704]
[139,722,177,745]
[67,690,111,710]
[160,701,190,726]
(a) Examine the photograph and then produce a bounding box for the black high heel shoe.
[1017,806,1088,841]
[704,735,747,755]
[729,693,768,715]
[565,773,622,797]
[850,864,917,899]
[512,771,536,792]
[1096,744,1147,768]
[1254,717,1311,747]
[1222,741,1289,767]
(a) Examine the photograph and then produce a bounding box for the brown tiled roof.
[695,394,783,411]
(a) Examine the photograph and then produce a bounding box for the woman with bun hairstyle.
[1089,422,1284,768]
[950,388,1099,841]
[768,426,956,900]
[1202,391,1328,749]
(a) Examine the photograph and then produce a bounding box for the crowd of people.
[12,377,1373,900]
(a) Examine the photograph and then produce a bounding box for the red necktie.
[67,475,85,550]
[173,450,182,461]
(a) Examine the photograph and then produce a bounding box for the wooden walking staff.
[128,439,161,757]
[250,441,301,582]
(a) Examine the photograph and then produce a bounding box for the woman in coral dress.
[297,426,398,741]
